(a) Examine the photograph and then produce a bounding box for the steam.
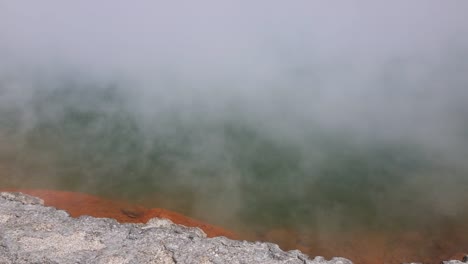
[1,1,468,235]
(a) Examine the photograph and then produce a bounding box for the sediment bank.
[1,189,468,263]
[0,191,352,264]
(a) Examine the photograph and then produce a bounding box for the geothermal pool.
[2,2,468,263]
[1,86,468,263]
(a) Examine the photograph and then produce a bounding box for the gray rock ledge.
[0,192,351,264]
[1,192,466,264]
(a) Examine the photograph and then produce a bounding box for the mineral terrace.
[0,192,466,264]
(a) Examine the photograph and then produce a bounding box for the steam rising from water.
[1,0,468,239]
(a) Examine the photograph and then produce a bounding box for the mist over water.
[2,1,468,262]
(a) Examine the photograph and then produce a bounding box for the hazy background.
[1,1,468,237]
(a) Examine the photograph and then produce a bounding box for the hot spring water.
[1,86,468,262]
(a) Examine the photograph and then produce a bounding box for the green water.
[1,84,468,237]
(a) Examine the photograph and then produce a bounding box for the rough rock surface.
[0,192,351,264]
[1,192,466,264]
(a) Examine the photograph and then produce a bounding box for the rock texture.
[0,192,351,264]
[1,192,466,264]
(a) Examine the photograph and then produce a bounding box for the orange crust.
[1,188,236,239]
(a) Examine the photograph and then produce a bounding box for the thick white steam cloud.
[1,1,468,232]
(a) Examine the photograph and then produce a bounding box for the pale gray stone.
[0,192,350,264]
[1,192,464,264]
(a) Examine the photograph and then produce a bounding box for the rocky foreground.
[0,192,466,264]
[0,192,350,264]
